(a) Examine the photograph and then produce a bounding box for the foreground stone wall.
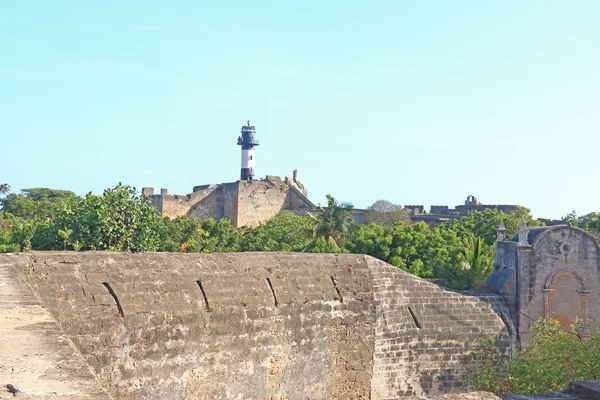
[368,260,513,398]
[0,252,513,399]
[0,257,109,398]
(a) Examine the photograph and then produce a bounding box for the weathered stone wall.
[188,186,227,220]
[0,252,513,399]
[0,258,109,399]
[488,242,519,316]
[517,227,600,345]
[221,182,239,226]
[368,259,512,398]
[148,179,313,228]
[236,180,290,227]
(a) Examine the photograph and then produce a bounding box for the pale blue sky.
[1,1,599,219]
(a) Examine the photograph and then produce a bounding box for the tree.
[562,210,579,226]
[0,188,78,220]
[12,220,36,251]
[0,184,10,196]
[345,221,465,278]
[200,218,242,252]
[439,209,545,246]
[363,199,411,225]
[309,194,354,250]
[158,216,207,253]
[464,318,600,396]
[30,183,162,252]
[240,211,314,252]
[565,211,600,234]
[579,212,600,234]
[437,235,494,289]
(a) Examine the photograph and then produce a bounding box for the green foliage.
[309,236,345,253]
[0,188,78,220]
[438,236,495,289]
[28,183,162,252]
[309,194,354,249]
[0,211,22,252]
[200,218,242,252]
[579,212,600,233]
[563,210,600,234]
[0,184,10,195]
[440,208,544,246]
[464,318,600,396]
[364,199,411,225]
[345,221,465,278]
[12,220,37,251]
[158,216,207,253]
[240,211,314,252]
[462,336,511,394]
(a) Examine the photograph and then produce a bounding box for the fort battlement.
[142,171,313,228]
[0,252,513,399]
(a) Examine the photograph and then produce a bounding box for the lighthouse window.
[250,156,253,160]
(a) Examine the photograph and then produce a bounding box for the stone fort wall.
[144,176,313,228]
[1,252,513,399]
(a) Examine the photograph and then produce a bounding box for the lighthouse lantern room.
[237,120,259,181]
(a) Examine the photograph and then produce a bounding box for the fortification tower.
[237,120,259,181]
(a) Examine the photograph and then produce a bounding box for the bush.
[464,318,600,396]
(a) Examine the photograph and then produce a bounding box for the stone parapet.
[0,252,513,399]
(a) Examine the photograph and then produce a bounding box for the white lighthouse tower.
[237,120,259,181]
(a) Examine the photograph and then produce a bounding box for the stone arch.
[544,269,587,291]
[543,269,591,329]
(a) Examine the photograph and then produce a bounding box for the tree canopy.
[309,194,354,250]
[563,210,600,234]
[439,208,545,246]
[464,318,600,396]
[4,184,586,291]
[0,187,78,220]
[363,199,411,225]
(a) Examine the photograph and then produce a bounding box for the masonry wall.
[368,259,512,398]
[1,252,513,399]
[517,227,600,344]
[221,182,239,226]
[188,186,227,221]
[236,180,290,227]
[487,242,519,316]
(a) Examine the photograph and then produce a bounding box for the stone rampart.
[0,252,513,399]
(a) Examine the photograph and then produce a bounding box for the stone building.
[142,171,314,228]
[487,219,600,347]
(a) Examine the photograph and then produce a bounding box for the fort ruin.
[0,221,598,398]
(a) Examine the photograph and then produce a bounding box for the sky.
[1,1,599,219]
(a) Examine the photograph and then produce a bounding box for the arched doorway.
[543,270,591,329]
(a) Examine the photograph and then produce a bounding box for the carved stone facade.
[487,222,600,347]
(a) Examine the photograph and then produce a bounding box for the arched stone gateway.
[543,269,591,329]
[487,222,600,348]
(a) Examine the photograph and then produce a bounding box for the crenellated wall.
[145,178,314,227]
[0,252,513,399]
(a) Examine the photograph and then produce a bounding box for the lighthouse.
[237,120,259,181]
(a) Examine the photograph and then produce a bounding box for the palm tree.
[309,194,354,249]
[0,184,10,196]
[442,235,495,290]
